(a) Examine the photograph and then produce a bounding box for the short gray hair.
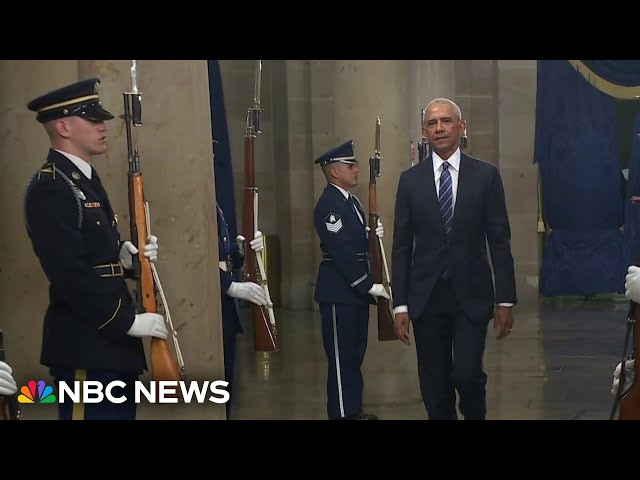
[425,98,462,121]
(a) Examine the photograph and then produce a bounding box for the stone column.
[0,60,78,419]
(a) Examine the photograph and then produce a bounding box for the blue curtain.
[207,60,238,240]
[535,60,632,296]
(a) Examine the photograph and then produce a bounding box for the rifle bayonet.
[247,60,262,135]
[370,116,381,183]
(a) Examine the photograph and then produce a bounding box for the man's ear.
[54,119,71,138]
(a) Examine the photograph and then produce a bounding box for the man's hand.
[625,265,640,303]
[250,231,264,252]
[365,219,384,238]
[494,305,513,340]
[0,360,17,396]
[119,235,159,270]
[228,281,269,306]
[127,312,168,339]
[612,359,635,395]
[236,235,246,256]
[394,312,411,345]
[368,283,390,301]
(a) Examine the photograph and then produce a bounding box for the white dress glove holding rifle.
[228,282,268,306]
[612,359,635,395]
[0,360,17,396]
[365,219,384,238]
[119,235,159,270]
[368,284,390,300]
[127,312,168,339]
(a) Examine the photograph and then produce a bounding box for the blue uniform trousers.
[319,303,369,419]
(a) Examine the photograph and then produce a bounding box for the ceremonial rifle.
[241,60,278,352]
[368,117,396,341]
[124,60,185,386]
[417,108,430,163]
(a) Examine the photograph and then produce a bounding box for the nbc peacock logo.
[17,380,57,404]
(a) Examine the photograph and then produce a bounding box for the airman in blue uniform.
[215,202,267,419]
[24,78,167,420]
[313,139,389,420]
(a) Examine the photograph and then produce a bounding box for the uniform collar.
[329,183,352,200]
[54,149,92,180]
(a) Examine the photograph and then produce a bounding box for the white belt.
[219,261,229,272]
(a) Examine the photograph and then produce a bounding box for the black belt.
[93,262,124,278]
[323,252,368,262]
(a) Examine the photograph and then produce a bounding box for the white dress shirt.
[329,183,364,225]
[393,148,512,315]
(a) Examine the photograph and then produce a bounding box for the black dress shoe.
[358,413,379,420]
[340,412,379,420]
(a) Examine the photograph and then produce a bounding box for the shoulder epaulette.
[24,163,84,232]
[37,162,56,179]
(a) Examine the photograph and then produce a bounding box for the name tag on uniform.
[84,202,101,208]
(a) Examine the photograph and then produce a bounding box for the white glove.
[365,220,384,238]
[119,235,159,269]
[612,359,635,395]
[250,231,264,252]
[228,281,269,306]
[625,265,640,303]
[368,283,391,300]
[0,360,17,396]
[127,312,168,339]
[236,235,246,256]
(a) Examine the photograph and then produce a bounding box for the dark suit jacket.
[391,152,517,323]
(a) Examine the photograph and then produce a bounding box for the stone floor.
[230,294,634,420]
[16,294,633,420]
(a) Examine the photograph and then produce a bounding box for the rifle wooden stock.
[618,302,640,419]
[128,173,183,385]
[242,135,278,352]
[0,330,21,420]
[368,193,396,342]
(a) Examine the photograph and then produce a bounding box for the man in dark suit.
[391,98,516,420]
[313,139,389,420]
[24,78,168,420]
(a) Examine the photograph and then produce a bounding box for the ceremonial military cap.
[315,140,357,166]
[27,77,114,123]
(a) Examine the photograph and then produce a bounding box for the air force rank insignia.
[325,213,342,233]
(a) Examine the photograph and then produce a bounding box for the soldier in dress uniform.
[313,139,390,420]
[215,201,267,419]
[24,77,167,420]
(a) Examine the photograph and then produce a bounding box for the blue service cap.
[27,77,114,124]
[315,140,357,166]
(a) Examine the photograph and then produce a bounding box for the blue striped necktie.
[439,162,453,237]
[439,162,453,279]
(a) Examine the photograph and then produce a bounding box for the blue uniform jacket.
[24,149,146,375]
[217,204,244,336]
[313,184,375,305]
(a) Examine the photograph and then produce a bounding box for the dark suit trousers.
[413,279,489,420]
[319,303,369,419]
